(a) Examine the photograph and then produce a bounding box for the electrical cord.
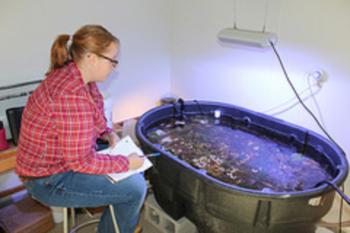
[264,84,322,116]
[263,71,326,117]
[270,41,349,233]
[264,82,320,113]
[316,181,350,206]
[317,183,348,233]
[269,41,345,156]
[270,92,321,116]
[307,73,327,129]
[193,100,205,115]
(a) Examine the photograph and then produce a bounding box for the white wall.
[170,0,350,221]
[0,0,172,122]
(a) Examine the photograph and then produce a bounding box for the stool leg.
[70,208,76,226]
[109,205,120,233]
[63,207,69,233]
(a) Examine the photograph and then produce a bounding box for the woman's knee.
[127,174,147,201]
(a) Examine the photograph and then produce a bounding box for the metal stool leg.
[109,205,120,233]
[67,205,120,233]
[69,219,100,233]
[63,207,69,233]
[70,208,76,226]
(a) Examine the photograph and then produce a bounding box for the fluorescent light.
[217,28,277,48]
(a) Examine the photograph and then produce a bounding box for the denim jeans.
[24,171,147,233]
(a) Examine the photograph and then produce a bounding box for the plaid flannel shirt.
[16,62,129,177]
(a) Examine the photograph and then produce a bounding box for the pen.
[106,175,117,184]
[140,152,161,158]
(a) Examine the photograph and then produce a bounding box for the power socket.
[309,70,328,87]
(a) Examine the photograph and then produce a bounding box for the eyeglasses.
[95,53,119,67]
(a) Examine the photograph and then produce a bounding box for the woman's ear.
[85,52,98,64]
[85,52,93,61]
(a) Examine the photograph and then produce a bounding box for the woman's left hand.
[101,131,120,148]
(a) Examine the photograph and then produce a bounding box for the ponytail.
[46,34,71,75]
[46,25,119,75]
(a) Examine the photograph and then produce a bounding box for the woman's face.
[92,42,119,82]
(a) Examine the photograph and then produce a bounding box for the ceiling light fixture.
[217,27,277,48]
[218,0,277,48]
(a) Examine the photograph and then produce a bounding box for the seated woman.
[16,24,146,233]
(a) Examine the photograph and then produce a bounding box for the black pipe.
[315,180,350,205]
[0,80,42,91]
[177,98,185,121]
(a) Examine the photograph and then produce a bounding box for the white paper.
[98,136,153,183]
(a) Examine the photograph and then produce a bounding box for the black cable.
[193,100,205,115]
[301,131,310,154]
[0,80,42,91]
[269,41,346,157]
[339,184,344,233]
[318,180,350,206]
[171,102,177,125]
[315,180,349,233]
[177,98,185,121]
[270,42,349,232]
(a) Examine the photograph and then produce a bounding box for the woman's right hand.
[128,153,145,170]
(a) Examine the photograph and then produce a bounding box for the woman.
[16,25,146,233]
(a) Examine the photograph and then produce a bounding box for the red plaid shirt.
[16,62,129,177]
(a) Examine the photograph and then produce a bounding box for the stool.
[61,205,120,233]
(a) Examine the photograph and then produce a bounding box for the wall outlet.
[310,70,328,87]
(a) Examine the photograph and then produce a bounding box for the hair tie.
[67,35,73,47]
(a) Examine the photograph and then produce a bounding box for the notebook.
[98,136,153,183]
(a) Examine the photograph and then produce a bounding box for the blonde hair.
[46,25,119,75]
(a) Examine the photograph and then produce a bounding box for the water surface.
[147,115,331,192]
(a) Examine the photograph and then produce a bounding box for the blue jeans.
[24,171,147,233]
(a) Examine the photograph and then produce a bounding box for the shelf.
[0,144,17,174]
